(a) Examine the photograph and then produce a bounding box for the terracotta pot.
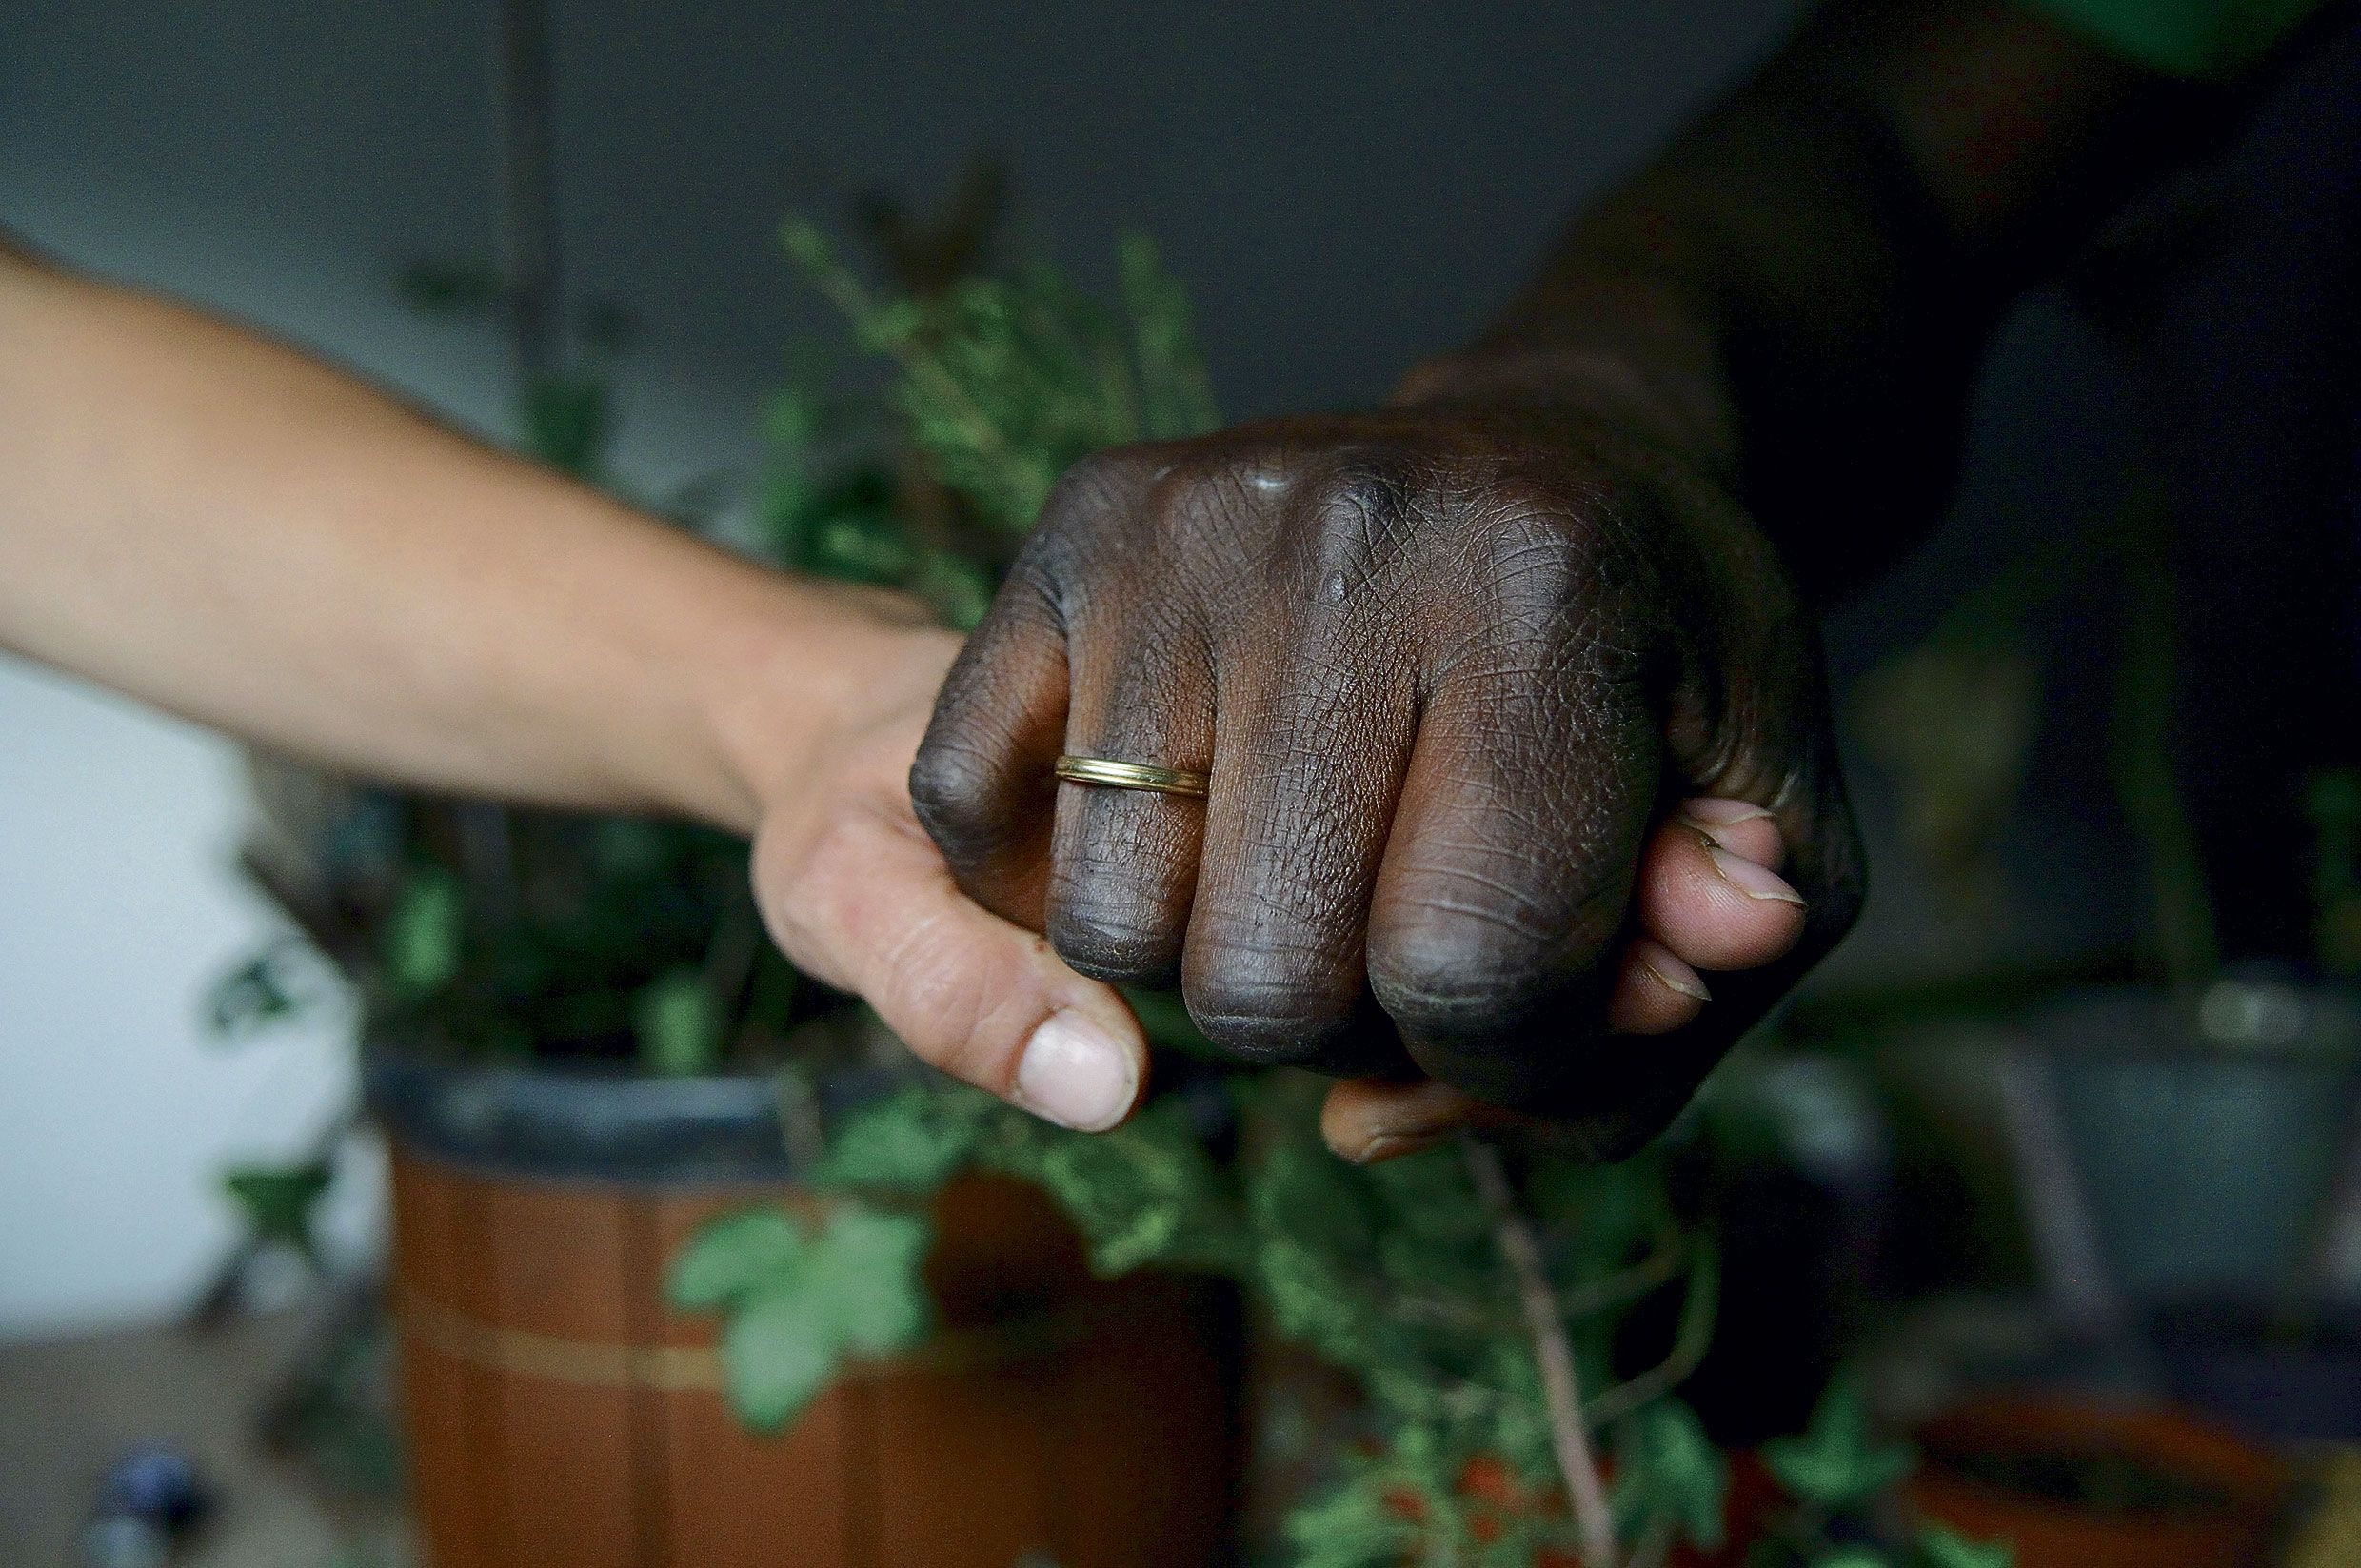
[1907,1395,2291,1568]
[369,1050,1241,1568]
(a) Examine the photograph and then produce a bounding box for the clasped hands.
[754,403,1862,1163]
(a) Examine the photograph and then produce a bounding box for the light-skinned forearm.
[0,243,938,834]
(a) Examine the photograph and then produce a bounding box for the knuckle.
[1471,502,1597,623]
[1039,447,1150,532]
[1366,897,1595,1046]
[1297,460,1424,604]
[879,934,1004,1086]
[1048,893,1183,986]
[905,734,1004,868]
[757,802,889,967]
[1184,941,1361,1065]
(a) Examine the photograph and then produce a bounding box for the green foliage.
[1283,1465,1422,1568]
[1118,233,1220,441]
[665,1207,807,1310]
[1763,1374,1916,1514]
[1615,1399,1727,1551]
[665,1203,932,1433]
[1913,1524,2014,1568]
[222,1161,334,1261]
[809,1082,991,1192]
[817,1077,1238,1277]
[783,216,1220,544]
[634,967,724,1077]
[383,866,464,1002]
[981,1095,1239,1276]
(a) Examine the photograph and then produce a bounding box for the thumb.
[754,795,1147,1133]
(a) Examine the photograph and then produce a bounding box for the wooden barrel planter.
[367,1050,1241,1568]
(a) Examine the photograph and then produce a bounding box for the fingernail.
[1679,799,1775,827]
[1705,843,1807,905]
[1348,1129,1449,1165]
[1641,959,1712,1002]
[1012,1012,1138,1132]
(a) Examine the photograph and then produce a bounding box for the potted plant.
[204,155,1267,1568]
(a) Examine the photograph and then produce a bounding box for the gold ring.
[1054,755,1210,798]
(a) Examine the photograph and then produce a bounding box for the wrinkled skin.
[912,402,1864,1154]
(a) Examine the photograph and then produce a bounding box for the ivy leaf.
[665,1207,805,1312]
[802,1207,931,1356]
[810,1084,986,1192]
[718,1284,840,1433]
[1613,1399,1727,1550]
[222,1161,334,1260]
[671,1202,932,1434]
[1915,1524,2014,1568]
[635,968,723,1078]
[1763,1374,1915,1513]
[1813,1551,1894,1568]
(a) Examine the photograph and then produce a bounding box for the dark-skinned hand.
[909,401,1863,1161]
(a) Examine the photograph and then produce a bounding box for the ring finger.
[1043,621,1218,986]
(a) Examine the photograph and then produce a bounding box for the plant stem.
[1581,1236,1718,1430]
[1462,1136,1619,1568]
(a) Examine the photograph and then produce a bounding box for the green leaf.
[384,868,464,1001]
[669,1201,931,1435]
[810,512,917,582]
[1282,1472,1420,1568]
[1813,1552,1894,1568]
[222,1161,334,1260]
[718,1283,840,1433]
[635,968,724,1078]
[1915,1524,2014,1568]
[986,1099,1238,1276]
[1613,1399,1727,1550]
[1762,1374,1915,1512]
[665,1206,806,1312]
[802,1206,931,1355]
[910,549,997,630]
[811,1085,985,1193]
